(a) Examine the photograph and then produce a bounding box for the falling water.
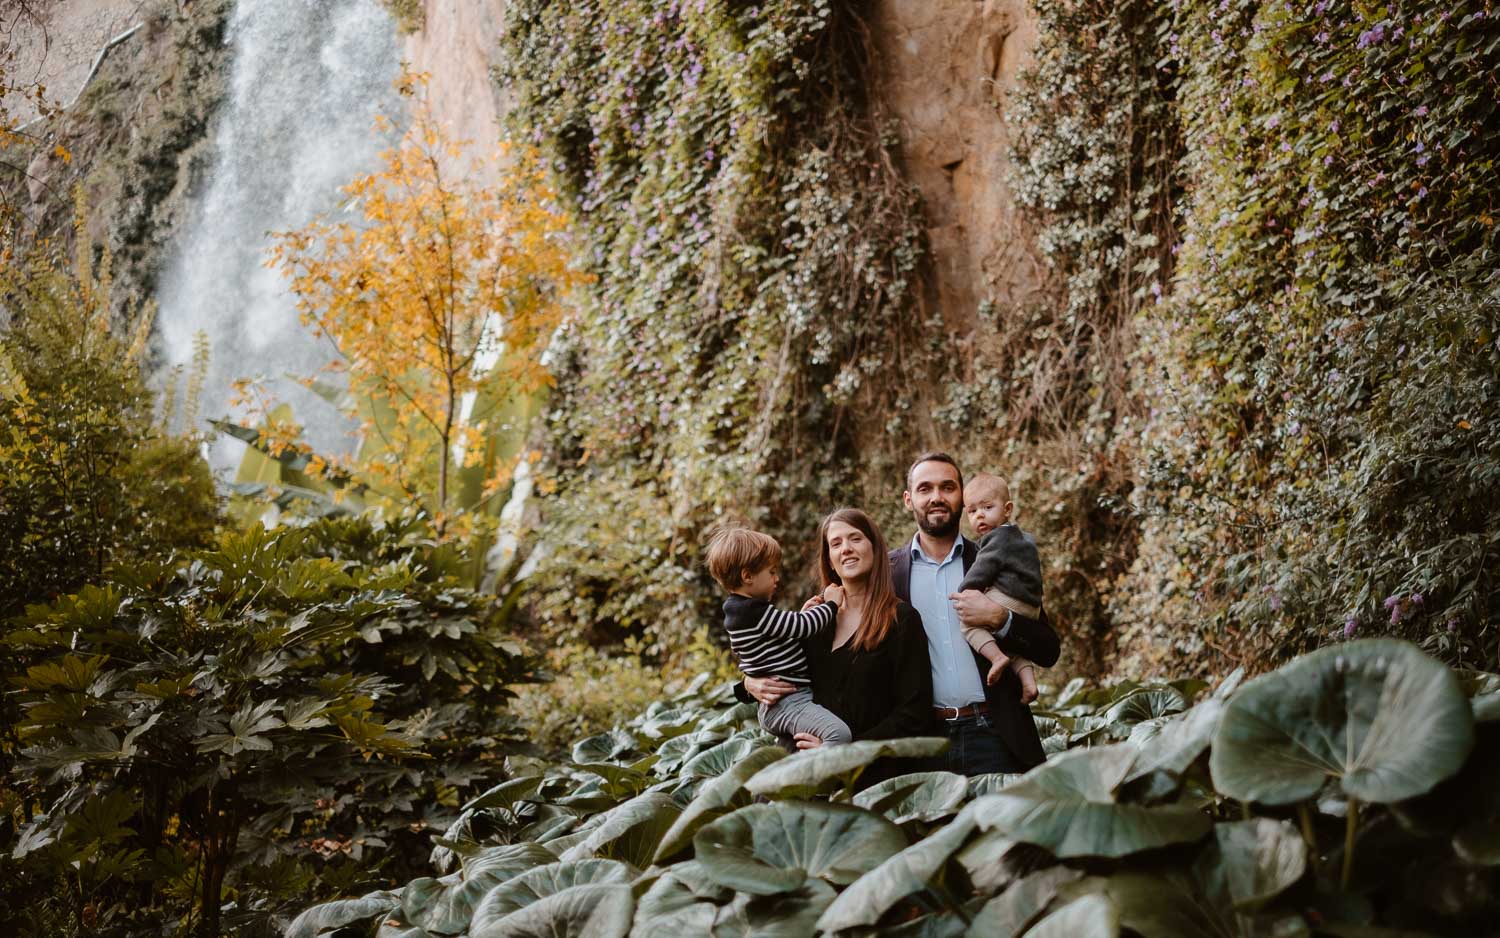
[155,0,402,470]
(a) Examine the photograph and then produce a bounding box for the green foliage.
[1121,0,1500,671]
[0,240,219,619]
[291,639,1500,936]
[499,0,930,651]
[1,517,544,937]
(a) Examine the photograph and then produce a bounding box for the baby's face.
[964,489,1013,536]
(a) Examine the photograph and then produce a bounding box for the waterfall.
[155,0,402,471]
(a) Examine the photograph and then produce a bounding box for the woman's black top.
[804,601,935,742]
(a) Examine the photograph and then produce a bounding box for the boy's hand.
[794,732,824,750]
[801,595,823,612]
[823,584,846,606]
[1015,663,1039,704]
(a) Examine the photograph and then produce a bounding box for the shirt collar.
[910,533,963,565]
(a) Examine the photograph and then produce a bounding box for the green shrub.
[510,631,737,759]
[1,518,544,937]
[0,238,218,619]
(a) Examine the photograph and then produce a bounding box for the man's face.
[904,460,963,538]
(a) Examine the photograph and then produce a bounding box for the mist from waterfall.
[155,0,402,471]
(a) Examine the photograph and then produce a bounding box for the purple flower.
[1417,153,1430,167]
[1316,30,1330,42]
[1344,616,1360,638]
[1415,105,1429,117]
[1412,593,1424,606]
[1270,595,1283,612]
[1384,595,1400,610]
[1150,281,1163,299]
[1390,604,1403,625]
[1357,23,1387,49]
[1267,114,1281,129]
[1417,186,1428,199]
[1447,618,1458,632]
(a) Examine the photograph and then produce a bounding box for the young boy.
[960,473,1042,704]
[706,524,853,747]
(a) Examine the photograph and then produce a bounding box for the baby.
[706,524,853,746]
[960,473,1042,704]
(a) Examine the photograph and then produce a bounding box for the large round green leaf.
[572,729,641,765]
[560,792,680,868]
[286,891,401,938]
[1214,819,1307,910]
[465,776,544,813]
[743,737,949,798]
[628,862,833,937]
[1021,893,1118,938]
[1124,698,1223,782]
[852,771,969,824]
[470,860,636,932]
[965,868,1083,938]
[654,745,786,863]
[816,808,978,931]
[693,800,907,895]
[471,883,633,938]
[1210,639,1476,805]
[398,844,556,935]
[681,736,758,779]
[1106,686,1187,725]
[976,745,1213,858]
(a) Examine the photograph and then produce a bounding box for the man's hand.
[793,732,824,750]
[948,589,1008,630]
[744,675,797,706]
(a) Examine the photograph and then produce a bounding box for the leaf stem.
[1298,802,1317,860]
[1341,798,1359,889]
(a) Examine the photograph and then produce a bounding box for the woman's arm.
[855,610,935,741]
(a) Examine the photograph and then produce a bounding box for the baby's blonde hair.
[704,524,782,590]
[964,472,1012,505]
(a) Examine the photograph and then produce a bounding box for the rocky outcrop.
[3,0,232,322]
[403,0,510,173]
[868,0,1044,333]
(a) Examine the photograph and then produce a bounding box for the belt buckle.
[938,705,961,723]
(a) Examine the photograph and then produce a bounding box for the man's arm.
[948,590,1060,668]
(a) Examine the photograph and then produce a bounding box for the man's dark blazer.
[891,535,1059,769]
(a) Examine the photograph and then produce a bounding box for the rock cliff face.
[3,0,232,320]
[403,0,510,172]
[868,0,1043,334]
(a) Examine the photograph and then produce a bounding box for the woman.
[742,509,934,773]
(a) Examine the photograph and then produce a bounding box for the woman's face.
[825,520,876,584]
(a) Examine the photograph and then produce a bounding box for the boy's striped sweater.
[721,594,838,684]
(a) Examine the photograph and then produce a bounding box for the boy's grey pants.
[758,686,852,745]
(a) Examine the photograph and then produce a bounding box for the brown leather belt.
[934,702,989,722]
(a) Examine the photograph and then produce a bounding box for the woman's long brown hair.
[816,508,900,653]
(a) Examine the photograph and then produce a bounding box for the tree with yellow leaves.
[269,73,584,532]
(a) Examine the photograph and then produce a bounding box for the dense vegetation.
[4,0,1499,935]
[290,639,1500,936]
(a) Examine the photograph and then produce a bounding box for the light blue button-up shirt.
[907,535,991,709]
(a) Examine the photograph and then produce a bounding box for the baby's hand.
[1015,662,1039,704]
[823,584,846,606]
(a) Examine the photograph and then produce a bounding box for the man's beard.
[915,506,961,538]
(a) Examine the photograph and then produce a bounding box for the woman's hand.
[744,675,797,706]
[793,732,824,750]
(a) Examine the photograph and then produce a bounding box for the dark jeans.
[939,713,1028,776]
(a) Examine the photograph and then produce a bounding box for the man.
[743,452,1059,774]
[893,452,1058,773]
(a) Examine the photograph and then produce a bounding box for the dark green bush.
[0,519,544,937]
